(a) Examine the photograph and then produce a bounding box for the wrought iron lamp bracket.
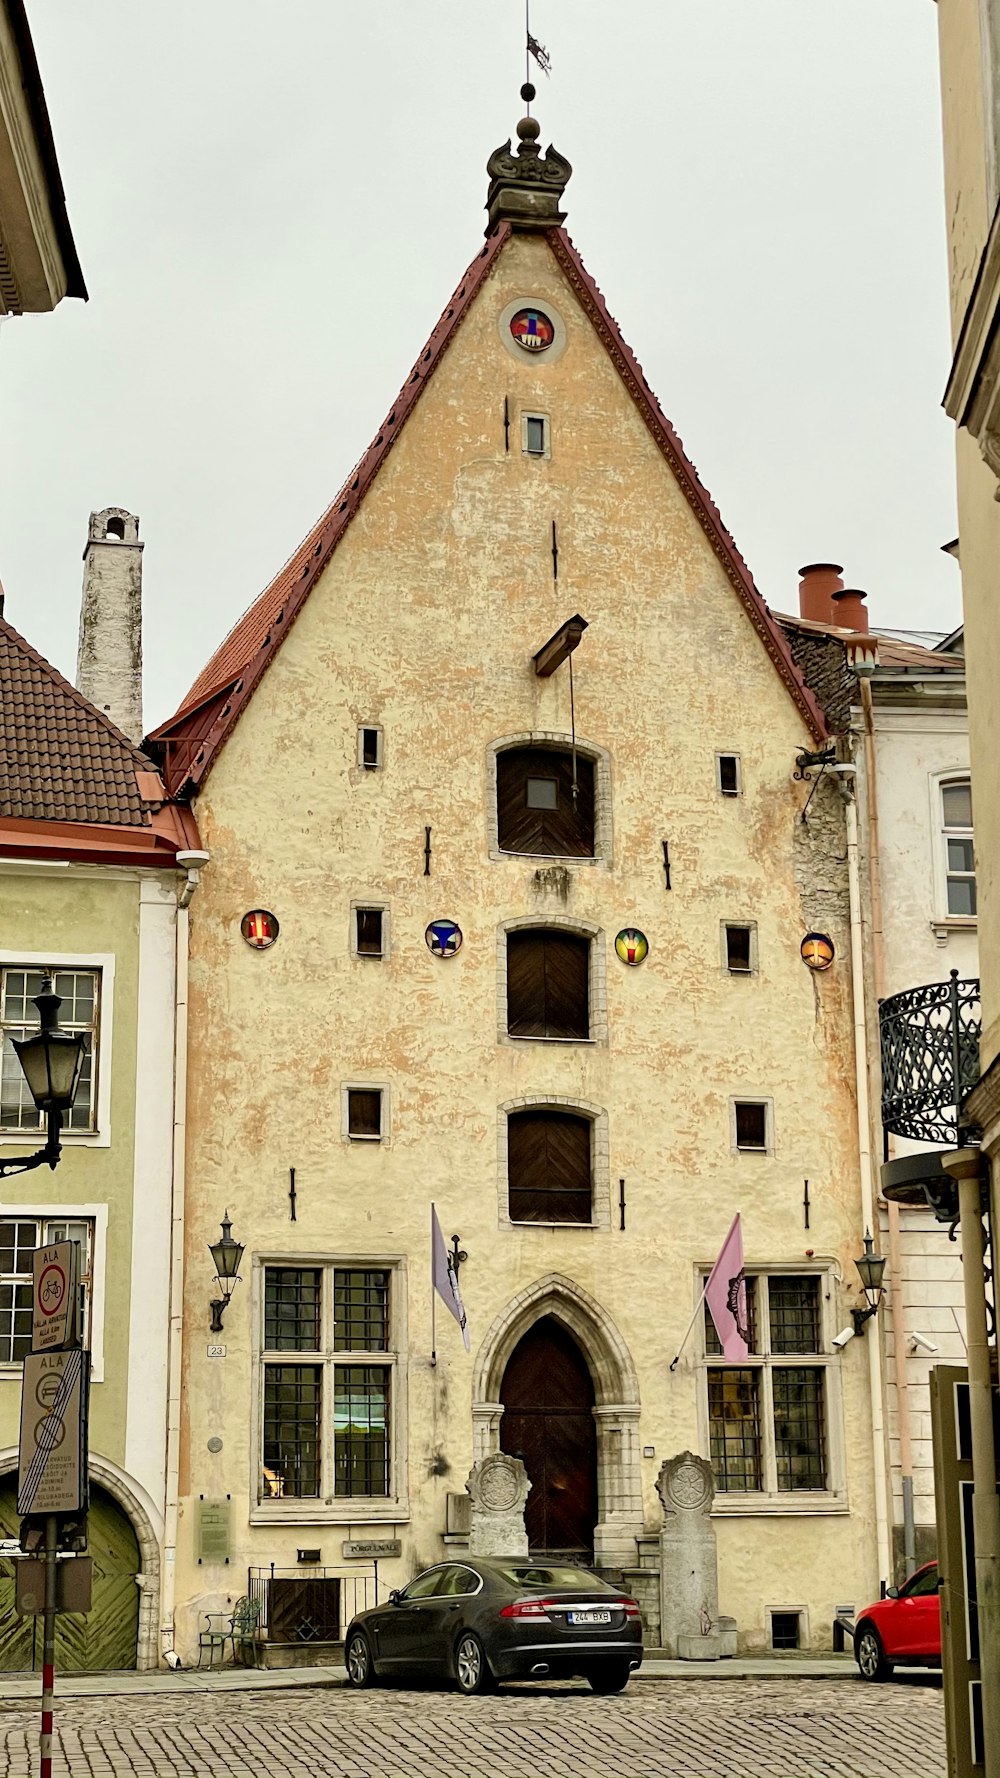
[0,1109,62,1179]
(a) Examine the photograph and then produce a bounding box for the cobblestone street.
[0,1677,946,1778]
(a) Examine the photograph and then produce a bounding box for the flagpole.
[669,1276,711,1372]
[430,1202,437,1369]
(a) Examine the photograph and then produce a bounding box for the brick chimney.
[798,563,844,625]
[76,508,144,743]
[831,587,869,633]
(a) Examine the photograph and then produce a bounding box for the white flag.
[432,1204,470,1351]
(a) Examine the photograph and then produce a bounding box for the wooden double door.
[500,1316,598,1560]
[0,1478,140,1670]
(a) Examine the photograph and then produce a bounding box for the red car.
[854,1561,941,1680]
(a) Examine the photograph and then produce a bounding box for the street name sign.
[342,1539,402,1559]
[31,1242,78,1354]
[17,1349,89,1516]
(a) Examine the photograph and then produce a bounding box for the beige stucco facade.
[173,222,882,1658]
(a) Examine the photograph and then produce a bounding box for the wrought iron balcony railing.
[879,971,982,1146]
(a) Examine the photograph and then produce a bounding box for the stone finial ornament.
[655,1451,715,1519]
[486,85,572,235]
[465,1453,531,1557]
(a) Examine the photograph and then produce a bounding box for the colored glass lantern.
[510,308,555,352]
[241,910,279,950]
[426,920,463,958]
[615,929,648,966]
[800,932,835,973]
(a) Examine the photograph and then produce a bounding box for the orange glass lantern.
[241,909,279,950]
[800,932,835,973]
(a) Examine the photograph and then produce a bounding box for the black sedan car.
[345,1558,643,1695]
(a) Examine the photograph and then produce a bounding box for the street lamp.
[0,976,88,1179]
[208,1211,244,1332]
[852,1228,887,1334]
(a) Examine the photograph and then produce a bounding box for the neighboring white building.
[781,571,972,1576]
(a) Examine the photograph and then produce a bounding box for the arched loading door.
[500,1315,598,1560]
[0,1477,140,1669]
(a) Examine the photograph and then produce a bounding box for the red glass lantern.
[241,909,279,950]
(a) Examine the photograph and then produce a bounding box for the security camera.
[832,1326,856,1351]
[909,1332,939,1355]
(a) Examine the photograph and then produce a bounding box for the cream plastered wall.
[937,0,993,331]
[175,228,878,1655]
[937,3,1000,1071]
[858,705,975,1546]
[0,868,139,1473]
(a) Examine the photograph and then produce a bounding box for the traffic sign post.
[17,1240,89,1778]
[31,1242,79,1354]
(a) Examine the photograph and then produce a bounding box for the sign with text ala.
[17,1349,89,1516]
[31,1241,79,1354]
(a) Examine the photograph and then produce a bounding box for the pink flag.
[432,1204,470,1352]
[704,1214,749,1360]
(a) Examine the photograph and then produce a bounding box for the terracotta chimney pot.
[831,588,869,633]
[798,563,844,625]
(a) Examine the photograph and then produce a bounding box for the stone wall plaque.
[196,1496,231,1566]
[342,1539,402,1559]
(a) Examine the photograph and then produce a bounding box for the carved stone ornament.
[486,113,572,235]
[655,1451,714,1519]
[466,1452,530,1515]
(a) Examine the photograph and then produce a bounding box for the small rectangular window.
[734,1100,768,1151]
[717,754,741,797]
[725,925,753,973]
[347,1089,383,1140]
[355,909,384,957]
[524,415,547,456]
[526,776,558,810]
[358,727,382,770]
[770,1611,801,1651]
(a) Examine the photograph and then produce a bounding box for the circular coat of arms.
[615,928,648,966]
[426,919,463,958]
[510,307,555,352]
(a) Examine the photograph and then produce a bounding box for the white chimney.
[76,508,144,743]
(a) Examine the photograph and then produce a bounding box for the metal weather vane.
[526,0,552,88]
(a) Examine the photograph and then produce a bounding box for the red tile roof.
[151,225,826,793]
[0,614,150,825]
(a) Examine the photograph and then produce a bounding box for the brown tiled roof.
[151,225,827,793]
[0,615,150,825]
[776,612,964,733]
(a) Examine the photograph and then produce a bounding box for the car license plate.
[568,1610,612,1626]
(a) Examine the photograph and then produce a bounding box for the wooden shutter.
[507,930,589,1038]
[508,1110,592,1223]
[497,749,595,857]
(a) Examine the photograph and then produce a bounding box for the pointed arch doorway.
[500,1316,598,1560]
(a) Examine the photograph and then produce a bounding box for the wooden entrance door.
[499,1316,598,1559]
[0,1477,140,1670]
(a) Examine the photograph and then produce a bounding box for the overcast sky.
[2,1,958,731]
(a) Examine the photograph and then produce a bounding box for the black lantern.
[208,1211,244,1333]
[0,976,89,1179]
[852,1229,887,1333]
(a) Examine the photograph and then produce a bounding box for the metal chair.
[231,1594,263,1667]
[197,1611,232,1668]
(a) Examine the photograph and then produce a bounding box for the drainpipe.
[160,849,208,1664]
[837,766,892,1586]
[859,678,915,1578]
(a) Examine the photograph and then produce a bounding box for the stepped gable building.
[0,520,203,1672]
[151,96,885,1659]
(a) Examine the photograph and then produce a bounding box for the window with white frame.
[940,778,976,917]
[703,1273,832,1495]
[1,968,98,1133]
[260,1265,396,1501]
[0,1215,94,1364]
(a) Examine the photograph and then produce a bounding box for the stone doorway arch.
[472,1274,642,1567]
[0,1448,161,1671]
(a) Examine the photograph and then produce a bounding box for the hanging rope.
[569,647,578,804]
